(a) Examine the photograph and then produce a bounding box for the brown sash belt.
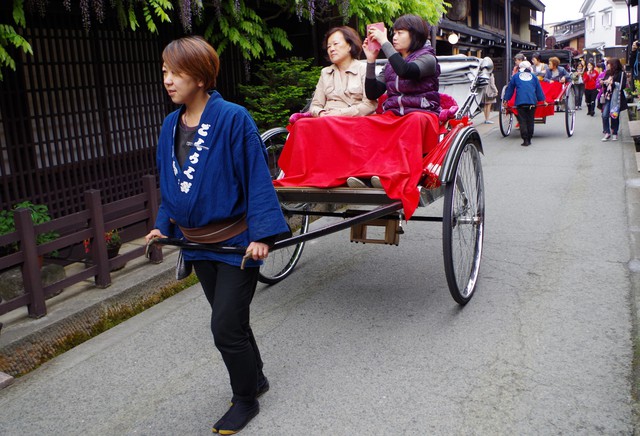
[177,215,248,244]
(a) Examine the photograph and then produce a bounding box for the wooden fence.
[0,175,162,319]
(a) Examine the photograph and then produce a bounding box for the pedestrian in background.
[571,61,585,110]
[583,61,598,116]
[482,71,498,124]
[145,36,289,434]
[600,58,628,141]
[596,61,607,115]
[629,40,639,83]
[503,60,547,146]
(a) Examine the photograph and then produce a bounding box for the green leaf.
[129,4,139,31]
[143,4,158,33]
[12,0,26,27]
[150,0,173,23]
[0,45,17,71]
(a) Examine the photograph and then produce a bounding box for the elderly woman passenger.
[309,26,378,117]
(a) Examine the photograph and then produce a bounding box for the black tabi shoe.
[257,375,270,398]
[212,376,267,434]
[212,399,259,435]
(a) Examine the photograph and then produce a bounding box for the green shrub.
[0,201,59,255]
[238,58,321,130]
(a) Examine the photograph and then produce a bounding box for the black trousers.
[193,260,263,402]
[516,105,536,142]
[584,88,598,114]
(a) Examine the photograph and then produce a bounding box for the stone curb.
[0,371,14,388]
[622,111,640,430]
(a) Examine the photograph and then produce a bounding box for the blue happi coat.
[155,91,288,267]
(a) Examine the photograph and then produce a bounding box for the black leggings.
[193,260,263,402]
[584,88,598,114]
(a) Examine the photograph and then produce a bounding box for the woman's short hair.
[392,14,430,53]
[531,53,541,62]
[162,36,220,90]
[323,26,362,60]
[548,57,560,68]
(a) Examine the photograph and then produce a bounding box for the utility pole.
[540,8,545,49]
[505,0,512,85]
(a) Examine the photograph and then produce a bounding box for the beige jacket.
[309,60,378,117]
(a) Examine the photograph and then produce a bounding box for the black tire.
[564,85,576,137]
[443,141,485,305]
[499,106,513,137]
[258,127,309,284]
[498,85,513,137]
[258,203,310,284]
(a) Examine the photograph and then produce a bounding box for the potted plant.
[104,229,122,258]
[84,229,122,259]
[0,201,58,259]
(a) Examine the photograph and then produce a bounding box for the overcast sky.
[539,0,584,24]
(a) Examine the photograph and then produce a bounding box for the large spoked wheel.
[564,85,576,137]
[258,203,310,284]
[499,105,513,137]
[443,141,485,305]
[258,127,309,284]
[498,86,513,137]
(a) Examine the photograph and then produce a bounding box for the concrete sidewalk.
[0,110,503,386]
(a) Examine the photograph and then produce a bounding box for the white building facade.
[580,0,637,61]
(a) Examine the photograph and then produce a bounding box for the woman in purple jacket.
[363,14,440,116]
[347,14,440,188]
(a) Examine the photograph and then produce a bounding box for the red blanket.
[273,112,440,219]
[508,81,564,118]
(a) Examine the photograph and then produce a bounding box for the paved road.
[0,111,636,434]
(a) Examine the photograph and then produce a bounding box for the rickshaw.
[151,57,492,305]
[499,49,577,137]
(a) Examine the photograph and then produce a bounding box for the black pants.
[516,105,536,142]
[193,260,263,402]
[584,88,598,114]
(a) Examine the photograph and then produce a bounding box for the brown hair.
[323,26,362,59]
[605,58,623,77]
[393,14,430,53]
[548,57,560,68]
[162,36,220,90]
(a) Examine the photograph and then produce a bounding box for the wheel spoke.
[258,128,307,284]
[443,141,485,304]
